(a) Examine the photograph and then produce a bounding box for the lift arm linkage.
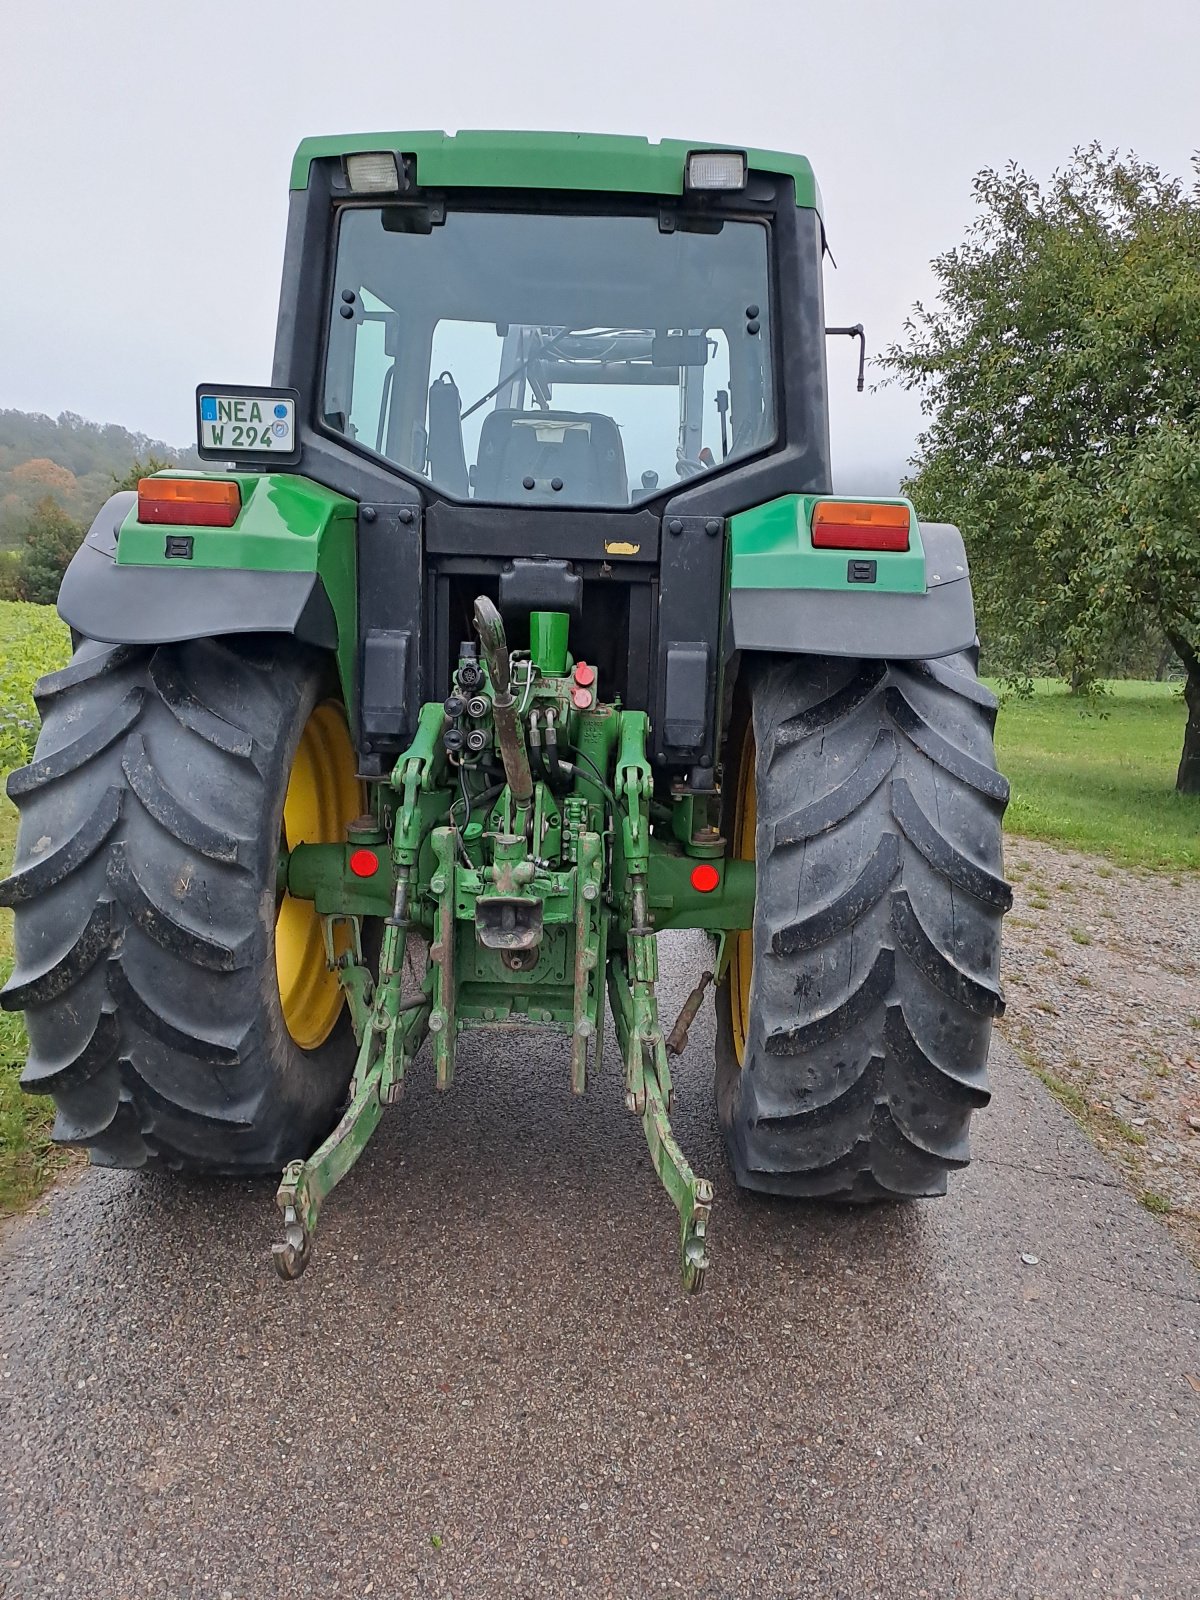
[272,606,716,1291]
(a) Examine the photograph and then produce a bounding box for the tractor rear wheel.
[715,651,1011,1200]
[0,634,363,1173]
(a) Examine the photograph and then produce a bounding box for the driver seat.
[474,409,627,504]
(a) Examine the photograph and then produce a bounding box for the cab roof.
[290,129,821,213]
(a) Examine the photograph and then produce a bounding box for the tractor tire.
[0,634,364,1174]
[715,650,1011,1200]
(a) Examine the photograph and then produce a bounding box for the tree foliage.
[20,497,84,606]
[883,146,1200,792]
[0,415,193,607]
[0,551,23,603]
[0,409,197,552]
[110,455,175,494]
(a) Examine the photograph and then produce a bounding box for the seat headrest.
[474,409,627,504]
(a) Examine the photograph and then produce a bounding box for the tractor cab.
[266,135,833,779]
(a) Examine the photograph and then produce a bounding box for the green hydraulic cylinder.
[529,610,570,678]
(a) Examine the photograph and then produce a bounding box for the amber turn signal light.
[811,500,910,552]
[137,478,241,528]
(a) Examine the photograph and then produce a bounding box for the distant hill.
[0,409,198,550]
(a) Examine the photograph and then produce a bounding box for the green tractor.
[0,133,1010,1290]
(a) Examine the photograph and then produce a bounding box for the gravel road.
[2,932,1198,1600]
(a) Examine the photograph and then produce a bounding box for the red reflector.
[137,477,240,528]
[349,848,379,878]
[690,862,721,893]
[811,500,910,552]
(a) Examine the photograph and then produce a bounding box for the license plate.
[198,392,295,453]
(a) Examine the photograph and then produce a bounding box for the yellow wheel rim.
[276,702,362,1050]
[729,720,756,1065]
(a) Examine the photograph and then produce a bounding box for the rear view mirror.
[651,334,709,368]
[380,202,444,235]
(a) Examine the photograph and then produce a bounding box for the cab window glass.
[325,207,774,507]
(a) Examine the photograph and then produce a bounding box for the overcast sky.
[3,0,1197,486]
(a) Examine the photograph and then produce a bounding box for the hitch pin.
[666,970,714,1057]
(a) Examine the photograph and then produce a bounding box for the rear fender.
[727,493,975,660]
[58,476,358,713]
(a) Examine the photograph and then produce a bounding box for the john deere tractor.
[1,133,1011,1289]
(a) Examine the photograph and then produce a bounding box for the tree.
[110,455,174,494]
[0,457,84,550]
[9,457,79,497]
[882,146,1200,793]
[0,549,23,601]
[21,495,83,605]
[0,409,199,549]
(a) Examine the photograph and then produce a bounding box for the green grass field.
[992,679,1198,871]
[0,601,71,1211]
[0,794,68,1211]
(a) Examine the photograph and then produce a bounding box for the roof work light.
[684,150,748,191]
[344,152,402,194]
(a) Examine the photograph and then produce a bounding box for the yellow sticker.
[604,541,641,556]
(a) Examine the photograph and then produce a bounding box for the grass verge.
[0,791,67,1214]
[992,679,1199,871]
[0,602,72,1213]
[1005,1007,1200,1266]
